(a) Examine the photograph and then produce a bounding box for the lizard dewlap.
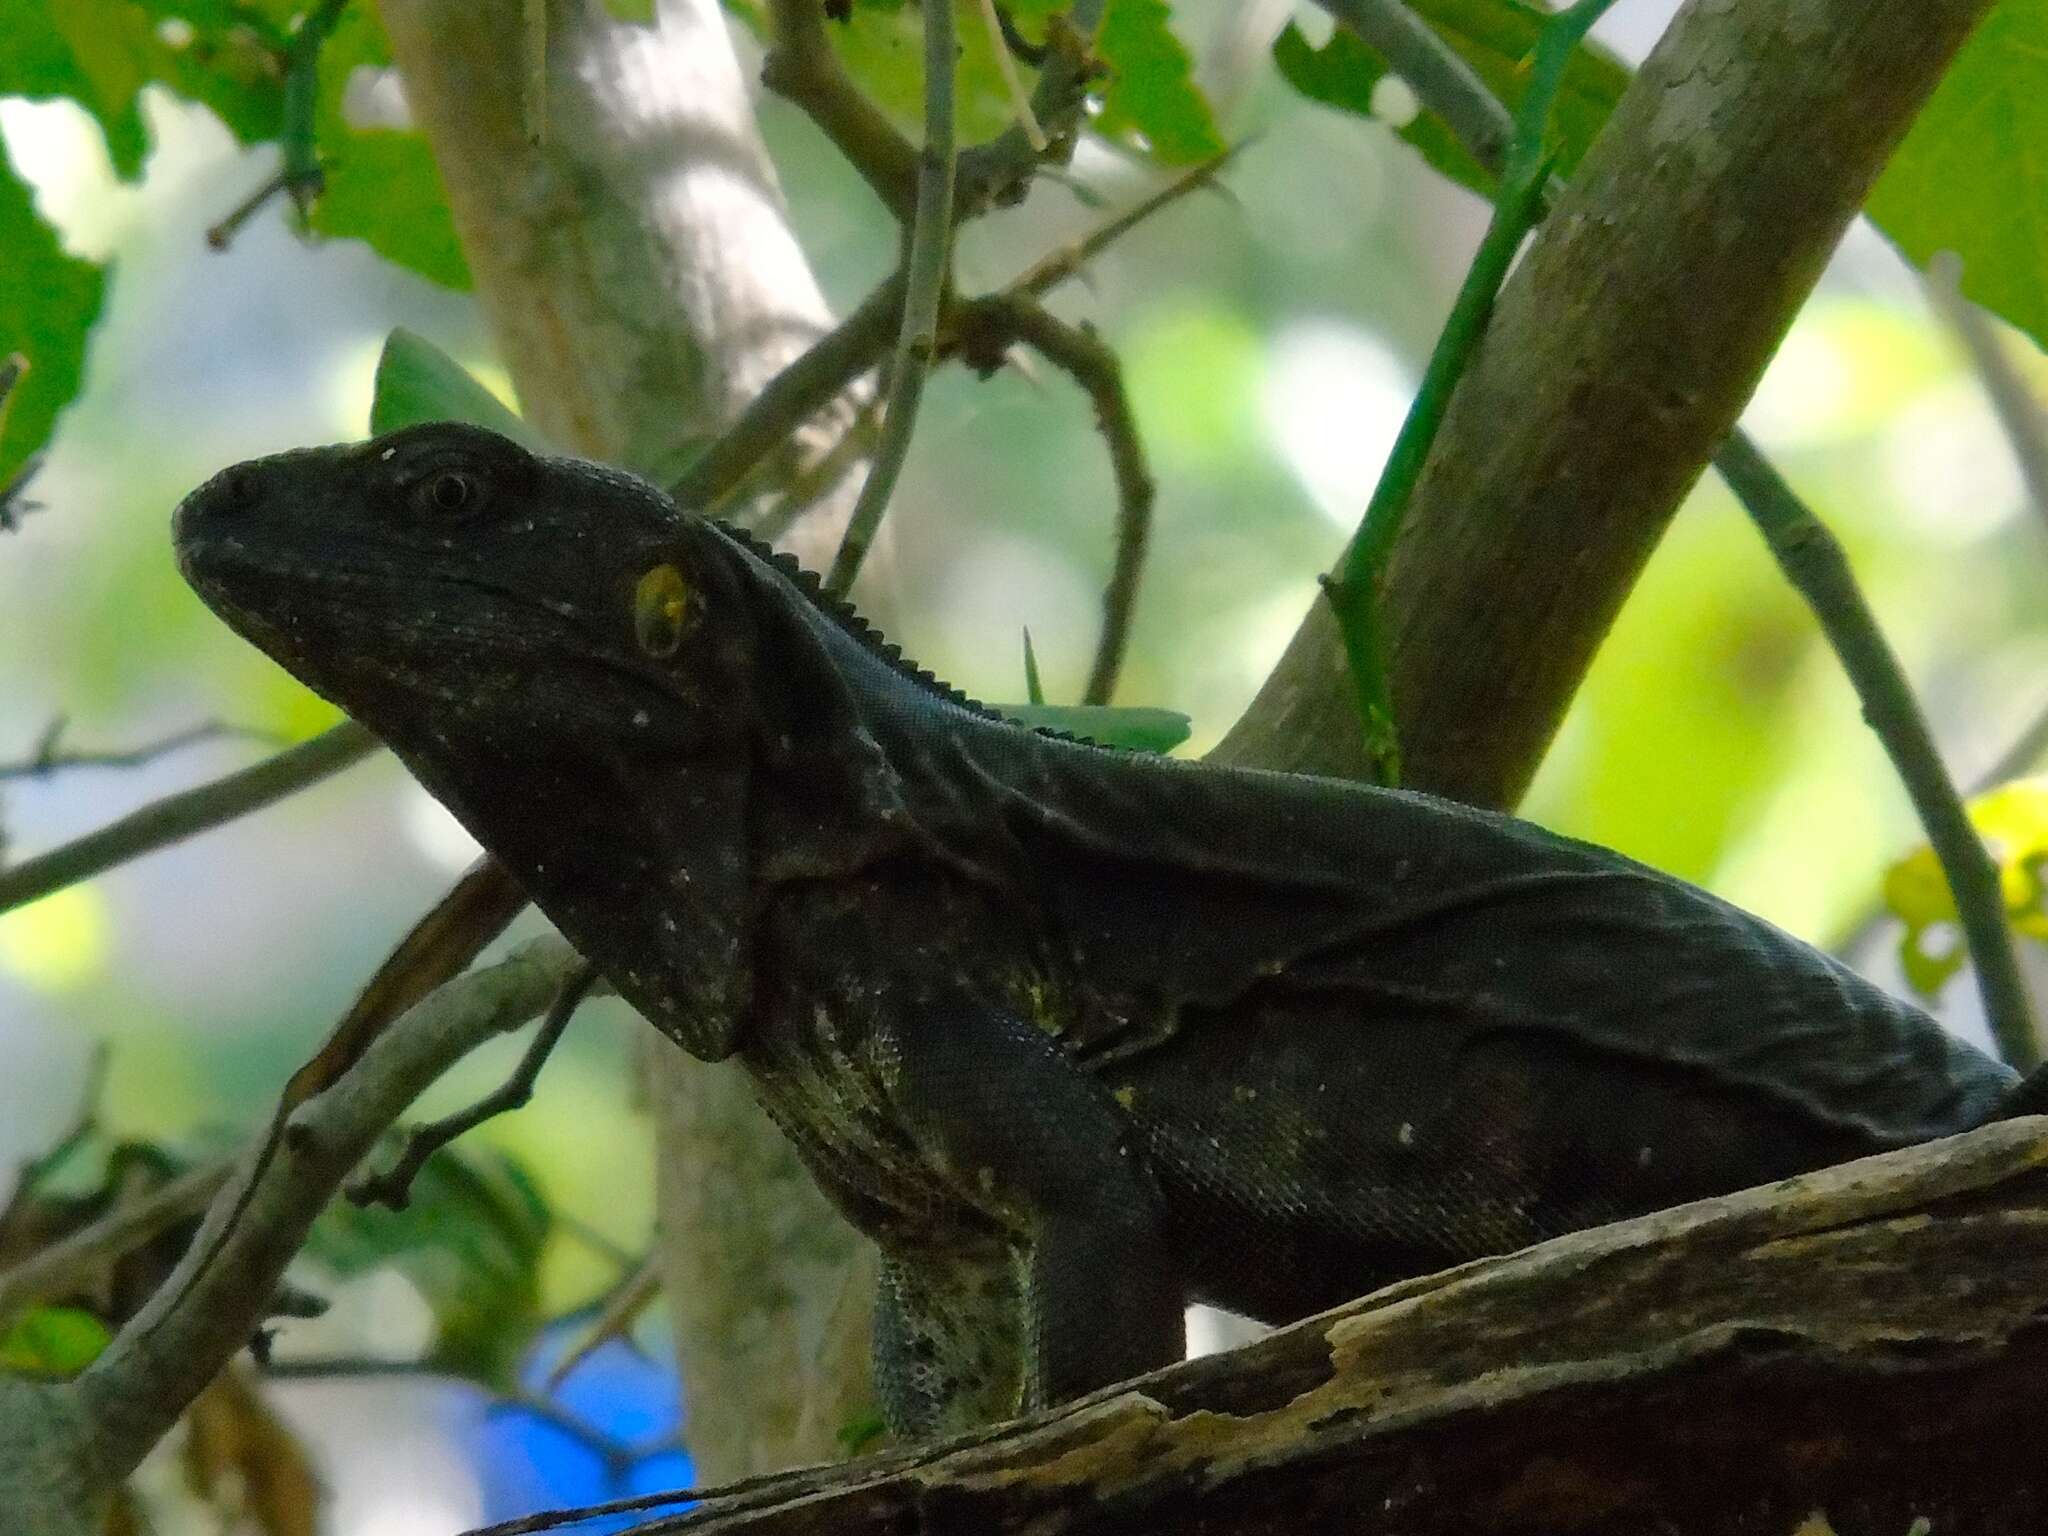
[175,421,2028,1437]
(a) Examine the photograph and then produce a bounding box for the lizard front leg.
[879,1000,1186,1421]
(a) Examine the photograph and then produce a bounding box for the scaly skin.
[175,423,2023,1436]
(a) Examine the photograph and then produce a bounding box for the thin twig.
[352,962,597,1210]
[1924,250,2048,530]
[0,718,285,782]
[75,935,586,1481]
[669,275,903,512]
[4,1044,107,1216]
[1309,0,2033,1055]
[1312,0,1513,176]
[1716,429,2037,1071]
[0,1161,236,1330]
[1832,692,2048,966]
[976,0,1047,150]
[955,0,1109,218]
[171,856,534,1313]
[544,1253,663,1392]
[1321,0,1618,785]
[208,0,347,246]
[761,0,920,221]
[0,721,380,915]
[826,0,958,594]
[1008,146,1243,300]
[960,295,1154,704]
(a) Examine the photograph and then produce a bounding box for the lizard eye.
[413,468,483,518]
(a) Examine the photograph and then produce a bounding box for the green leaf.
[306,1142,552,1385]
[0,0,158,178]
[370,328,542,447]
[1092,0,1222,164]
[831,0,1217,165]
[0,150,106,493]
[995,703,1191,752]
[1883,777,2048,1001]
[136,0,292,145]
[600,0,657,19]
[308,6,470,289]
[0,0,296,176]
[1273,0,1630,197]
[0,1306,112,1377]
[1866,0,2048,353]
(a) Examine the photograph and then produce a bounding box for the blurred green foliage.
[1868,0,2048,353]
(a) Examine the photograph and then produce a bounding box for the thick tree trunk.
[582,1118,2048,1534]
[1212,0,2000,811]
[375,0,873,1477]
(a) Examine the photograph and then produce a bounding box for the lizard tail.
[1994,1063,2048,1121]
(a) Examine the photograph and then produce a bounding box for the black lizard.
[173,422,2033,1437]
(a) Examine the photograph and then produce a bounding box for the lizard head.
[173,421,760,743]
[174,421,772,1060]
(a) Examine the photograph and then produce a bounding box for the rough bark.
[553,1117,2048,1535]
[374,0,872,1478]
[1211,0,2000,811]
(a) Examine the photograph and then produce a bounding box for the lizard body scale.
[174,423,2031,1436]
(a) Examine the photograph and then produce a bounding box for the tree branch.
[1213,0,2002,810]
[1312,0,1511,176]
[466,1115,2048,1536]
[669,275,903,514]
[0,1161,234,1331]
[760,0,920,223]
[958,294,1155,706]
[0,721,379,915]
[71,935,585,1482]
[826,0,958,595]
[1716,430,2038,1068]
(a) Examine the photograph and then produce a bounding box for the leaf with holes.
[1273,0,1629,197]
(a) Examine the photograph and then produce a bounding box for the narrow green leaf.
[996,703,1191,752]
[1273,0,1629,196]
[370,329,542,447]
[1866,0,2048,353]
[0,151,106,493]
[0,1305,112,1377]
[1021,629,1046,705]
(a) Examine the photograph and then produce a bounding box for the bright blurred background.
[4,1,2047,1530]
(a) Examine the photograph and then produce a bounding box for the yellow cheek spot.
[634,563,691,658]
